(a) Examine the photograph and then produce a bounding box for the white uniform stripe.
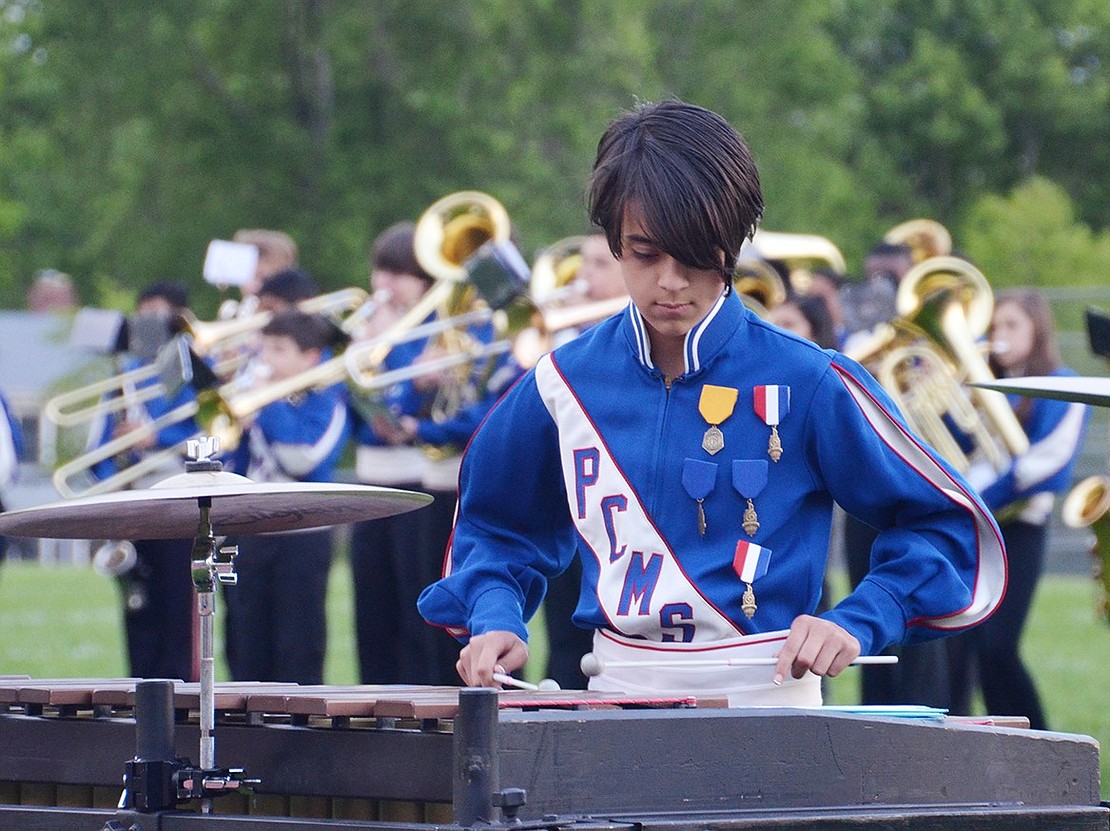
[1013,402,1086,493]
[685,290,727,375]
[629,305,653,369]
[834,365,1006,629]
[0,407,16,488]
[270,401,348,479]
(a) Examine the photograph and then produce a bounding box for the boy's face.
[619,204,725,342]
[258,334,321,382]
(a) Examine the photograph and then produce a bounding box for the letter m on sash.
[617,551,663,616]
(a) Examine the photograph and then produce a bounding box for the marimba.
[0,677,1105,830]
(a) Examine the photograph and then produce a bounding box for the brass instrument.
[1061,475,1110,625]
[46,288,371,435]
[183,286,371,376]
[91,539,138,578]
[733,258,788,317]
[530,235,588,305]
[883,218,953,263]
[848,256,1029,476]
[743,230,846,295]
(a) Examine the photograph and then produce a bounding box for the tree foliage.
[0,0,1106,314]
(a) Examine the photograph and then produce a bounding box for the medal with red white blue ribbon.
[753,385,790,462]
[733,540,771,619]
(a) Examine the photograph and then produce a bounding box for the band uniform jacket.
[418,290,1006,656]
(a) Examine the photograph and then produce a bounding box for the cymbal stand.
[113,438,258,820]
[183,446,253,813]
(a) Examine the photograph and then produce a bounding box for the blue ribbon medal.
[682,458,717,537]
[732,459,768,537]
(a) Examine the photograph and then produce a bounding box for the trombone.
[45,288,371,433]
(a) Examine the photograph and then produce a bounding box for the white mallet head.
[579,652,603,677]
[537,678,561,692]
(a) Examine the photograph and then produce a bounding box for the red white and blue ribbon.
[733,540,771,583]
[753,385,790,425]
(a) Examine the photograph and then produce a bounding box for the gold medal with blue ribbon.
[732,459,768,537]
[698,384,738,455]
[682,458,717,536]
[753,385,790,462]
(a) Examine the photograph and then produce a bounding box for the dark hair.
[138,280,189,311]
[257,268,320,305]
[261,310,348,352]
[783,293,837,350]
[866,241,913,260]
[989,288,1062,378]
[588,99,763,285]
[810,266,844,290]
[372,221,433,284]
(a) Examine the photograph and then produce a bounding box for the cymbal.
[971,375,1110,408]
[0,469,433,540]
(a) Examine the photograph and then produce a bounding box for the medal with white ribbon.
[753,385,790,462]
[698,384,738,455]
[733,540,771,619]
[682,459,717,537]
[732,459,768,537]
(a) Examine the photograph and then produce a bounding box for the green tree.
[961,176,1110,290]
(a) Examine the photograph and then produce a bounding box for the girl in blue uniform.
[948,288,1089,728]
[419,100,1005,703]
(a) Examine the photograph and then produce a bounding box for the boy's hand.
[457,631,529,687]
[774,615,861,685]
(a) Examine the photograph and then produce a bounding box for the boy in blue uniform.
[418,100,1005,704]
[86,281,199,681]
[225,310,349,684]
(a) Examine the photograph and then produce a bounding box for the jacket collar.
[624,288,745,377]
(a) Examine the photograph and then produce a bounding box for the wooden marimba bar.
[0,677,715,824]
[0,676,1106,830]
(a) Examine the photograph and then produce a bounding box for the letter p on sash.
[573,447,600,518]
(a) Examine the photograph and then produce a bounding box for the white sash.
[588,628,822,706]
[535,357,741,642]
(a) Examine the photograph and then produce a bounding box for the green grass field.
[0,556,1106,796]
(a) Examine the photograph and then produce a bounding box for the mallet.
[580,652,897,677]
[492,672,562,692]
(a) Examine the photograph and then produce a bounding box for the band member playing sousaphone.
[348,221,458,686]
[346,200,528,686]
[418,100,1005,704]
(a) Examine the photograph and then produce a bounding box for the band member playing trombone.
[85,281,199,681]
[348,221,449,685]
[223,310,350,685]
[418,100,1005,704]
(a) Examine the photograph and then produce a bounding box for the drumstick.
[579,652,897,677]
[491,672,562,692]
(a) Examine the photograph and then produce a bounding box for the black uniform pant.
[946,520,1047,729]
[542,556,593,689]
[350,485,461,686]
[224,528,333,685]
[844,514,951,708]
[122,537,195,681]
